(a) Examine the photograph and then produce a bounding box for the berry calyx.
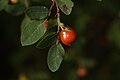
[59,27,77,46]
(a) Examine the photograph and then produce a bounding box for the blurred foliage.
[0,0,120,80]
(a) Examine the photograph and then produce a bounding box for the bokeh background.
[0,0,120,80]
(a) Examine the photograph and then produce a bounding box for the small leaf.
[21,20,47,46]
[0,0,8,11]
[26,6,48,20]
[47,43,65,72]
[36,32,58,49]
[56,0,74,15]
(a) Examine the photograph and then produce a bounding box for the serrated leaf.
[36,32,58,49]
[26,6,48,20]
[47,43,65,72]
[56,0,74,15]
[21,20,47,46]
[5,4,25,16]
[0,0,8,11]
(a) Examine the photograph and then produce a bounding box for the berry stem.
[49,0,65,44]
[49,0,64,30]
[54,0,64,30]
[53,0,62,44]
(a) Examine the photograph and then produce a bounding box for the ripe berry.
[60,27,77,46]
[10,0,18,4]
[77,67,87,77]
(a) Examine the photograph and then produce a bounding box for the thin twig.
[48,0,55,17]
[54,0,61,44]
[54,0,60,18]
[54,0,61,33]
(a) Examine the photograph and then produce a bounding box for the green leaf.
[26,6,48,20]
[21,20,47,46]
[47,19,57,29]
[47,43,65,72]
[36,18,58,49]
[5,4,25,16]
[0,0,8,11]
[56,0,74,15]
[21,15,32,31]
[36,32,58,49]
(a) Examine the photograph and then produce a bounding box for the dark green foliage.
[5,4,25,15]
[47,43,65,72]
[36,32,58,49]
[56,0,74,15]
[21,19,46,46]
[108,19,120,48]
[26,6,48,20]
[0,0,8,11]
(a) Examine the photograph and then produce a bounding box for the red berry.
[77,67,87,77]
[60,27,77,46]
[10,0,18,4]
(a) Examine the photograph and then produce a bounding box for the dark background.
[0,0,120,80]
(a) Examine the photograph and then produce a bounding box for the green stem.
[25,0,29,9]
[54,0,64,30]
